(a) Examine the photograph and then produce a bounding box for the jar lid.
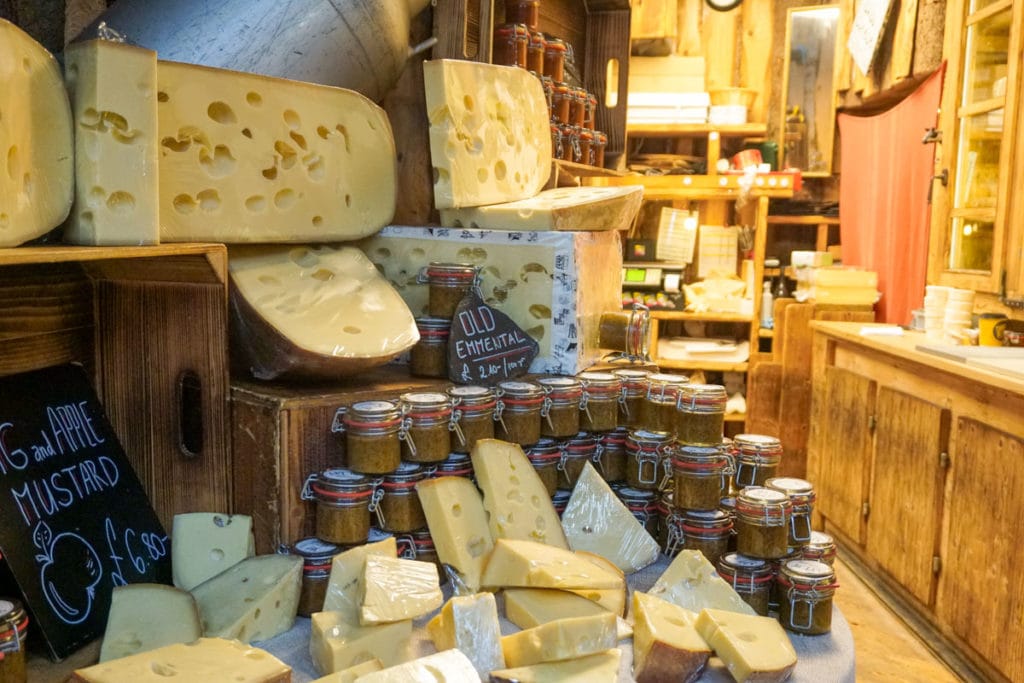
[766,477,815,496]
[538,376,582,389]
[597,131,608,143]
[683,508,731,524]
[678,383,728,410]
[545,38,568,52]
[600,427,629,446]
[367,528,392,543]
[647,372,688,385]
[290,537,342,561]
[401,392,451,409]
[449,385,492,398]
[384,462,425,483]
[553,83,570,94]
[579,372,621,390]
[0,598,28,642]
[564,433,599,452]
[737,487,789,506]
[579,129,594,141]
[494,22,529,37]
[734,434,783,453]
[318,468,371,489]
[349,400,400,418]
[427,262,477,278]
[526,439,562,462]
[807,530,835,547]
[612,368,651,380]
[617,486,657,503]
[497,380,543,399]
[551,489,572,505]
[415,317,452,336]
[673,445,727,470]
[720,552,770,571]
[628,429,672,443]
[781,559,836,582]
[529,30,546,45]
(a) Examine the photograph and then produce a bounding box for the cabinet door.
[937,418,1024,682]
[815,366,875,544]
[866,387,950,607]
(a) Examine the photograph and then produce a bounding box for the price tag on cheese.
[448,292,539,385]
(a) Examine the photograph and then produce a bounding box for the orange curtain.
[837,65,946,325]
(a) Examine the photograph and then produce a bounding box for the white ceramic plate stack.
[943,287,975,344]
[923,285,950,342]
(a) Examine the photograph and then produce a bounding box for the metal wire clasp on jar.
[642,373,688,434]
[672,444,733,510]
[341,400,404,474]
[306,468,378,545]
[612,368,651,428]
[538,376,584,438]
[399,392,454,464]
[625,429,674,491]
[578,371,622,432]
[495,380,545,446]
[734,486,792,559]
[732,434,784,489]
[777,559,839,635]
[676,383,728,446]
[447,385,497,453]
[766,476,817,548]
[718,552,774,616]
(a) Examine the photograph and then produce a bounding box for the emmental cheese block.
[695,608,797,683]
[228,245,418,381]
[426,593,505,677]
[648,550,757,616]
[416,476,494,592]
[632,591,711,683]
[359,555,443,624]
[310,658,383,683]
[63,39,159,246]
[424,59,551,209]
[504,588,632,640]
[488,649,622,683]
[309,610,411,675]
[0,19,73,246]
[500,613,618,668]
[172,512,255,591]
[191,554,302,643]
[322,537,397,619]
[440,186,644,232]
[567,552,627,616]
[72,638,290,683]
[99,584,201,662]
[481,539,622,590]
[358,649,480,682]
[561,462,661,573]
[156,59,396,242]
[471,439,568,548]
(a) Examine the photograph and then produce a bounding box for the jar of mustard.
[399,392,454,463]
[625,429,673,491]
[718,552,773,616]
[579,371,622,432]
[612,368,651,428]
[287,537,342,617]
[552,489,572,517]
[344,400,403,474]
[777,559,838,635]
[732,434,783,489]
[617,486,659,537]
[672,444,731,510]
[676,383,727,446]
[595,427,628,482]
[734,487,792,559]
[432,452,474,480]
[766,476,816,549]
[525,438,562,497]
[423,262,478,319]
[0,598,28,683]
[410,317,451,378]
[539,377,583,438]
[379,462,428,533]
[642,373,688,434]
[313,468,376,544]
[495,380,544,446]
[558,432,599,489]
[681,509,733,568]
[448,385,497,453]
[801,531,837,566]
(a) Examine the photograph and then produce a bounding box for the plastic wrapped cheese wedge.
[156,60,396,242]
[647,549,757,616]
[424,59,551,209]
[425,593,505,676]
[0,19,73,247]
[359,556,443,625]
[99,584,201,662]
[228,245,418,380]
[488,649,621,683]
[440,186,644,232]
[481,539,623,590]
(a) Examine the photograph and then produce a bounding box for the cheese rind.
[98,584,201,662]
[190,553,302,643]
[481,539,622,590]
[424,59,551,209]
[440,186,644,232]
[156,59,396,242]
[63,39,159,246]
[310,610,411,675]
[471,439,568,548]
[500,613,618,668]
[695,608,797,683]
[416,476,494,592]
[632,591,711,683]
[310,658,383,682]
[357,649,481,682]
[426,593,505,677]
[72,638,290,683]
[359,555,443,624]
[0,19,73,246]
[561,462,661,573]
[488,649,622,683]
[228,245,418,380]
[322,537,397,620]
[648,549,757,616]
[172,512,255,590]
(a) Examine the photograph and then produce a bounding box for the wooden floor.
[833,554,962,682]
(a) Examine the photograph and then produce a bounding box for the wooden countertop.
[811,321,1024,397]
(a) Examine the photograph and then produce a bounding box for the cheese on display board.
[98,584,201,663]
[322,537,397,619]
[440,186,643,232]
[695,608,798,683]
[357,648,480,682]
[481,539,623,591]
[425,592,505,677]
[632,591,711,683]
[500,612,619,668]
[488,649,622,683]
[309,609,412,675]
[359,555,443,625]
[647,549,757,616]
[416,476,494,592]
[171,512,255,591]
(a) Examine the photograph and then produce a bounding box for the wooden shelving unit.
[766,214,840,253]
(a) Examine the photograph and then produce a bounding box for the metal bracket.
[922,127,942,144]
[939,451,950,469]
[927,169,948,204]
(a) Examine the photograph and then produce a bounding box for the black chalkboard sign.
[448,292,540,384]
[0,364,171,660]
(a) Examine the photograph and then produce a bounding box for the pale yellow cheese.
[500,613,618,668]
[488,649,622,683]
[416,476,493,592]
[423,59,550,209]
[0,19,73,246]
[72,638,289,682]
[471,439,568,548]
[359,555,442,625]
[481,539,622,590]
[190,554,302,643]
[156,59,395,242]
[310,610,411,675]
[310,658,383,682]
[425,593,505,676]
[564,552,627,617]
[695,608,798,683]
[99,584,201,662]
[171,512,255,591]
[63,39,159,246]
[440,186,644,232]
[322,538,397,620]
[503,588,632,640]
[357,649,480,682]
[648,549,757,616]
[632,591,711,683]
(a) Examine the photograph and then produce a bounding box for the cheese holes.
[344,194,351,208]
[335,125,351,153]
[207,101,236,124]
[22,58,30,73]
[274,188,297,210]
[311,268,336,282]
[245,195,267,213]
[494,160,507,181]
[106,191,135,213]
[0,213,8,230]
[463,95,474,111]
[88,186,106,206]
[6,145,18,178]
[520,263,549,282]
[173,194,197,214]
[274,140,297,169]
[343,326,361,334]
[157,91,169,102]
[289,248,319,268]
[241,128,253,139]
[455,247,487,263]
[246,91,262,107]
[283,110,301,130]
[161,136,191,153]
[450,503,462,517]
[526,325,545,341]
[262,165,278,180]
[311,215,323,227]
[317,125,330,140]
[305,155,325,181]
[258,275,281,287]
[21,173,31,199]
[199,145,236,178]
[477,167,488,183]
[289,131,307,151]
[197,189,220,212]
[529,304,551,320]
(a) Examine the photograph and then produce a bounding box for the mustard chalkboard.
[0,364,170,660]
[448,292,539,384]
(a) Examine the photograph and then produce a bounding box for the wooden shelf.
[766,215,840,225]
[583,173,797,200]
[651,310,753,323]
[656,359,749,372]
[0,243,228,284]
[626,122,768,138]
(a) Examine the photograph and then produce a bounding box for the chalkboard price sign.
[0,364,171,660]
[448,292,540,384]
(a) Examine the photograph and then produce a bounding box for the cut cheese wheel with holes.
[440,186,644,232]
[156,60,396,242]
[0,19,73,246]
[424,59,551,209]
[228,244,419,380]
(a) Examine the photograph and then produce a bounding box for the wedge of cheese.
[72,638,289,683]
[482,539,623,591]
[648,549,757,616]
[504,588,632,640]
[310,610,411,675]
[416,476,493,592]
[63,39,159,246]
[228,245,418,380]
[359,555,442,624]
[426,593,504,676]
[191,553,302,643]
[488,649,621,683]
[357,649,480,682]
[501,613,618,668]
[440,186,644,232]
[172,512,255,590]
[0,19,73,246]
[156,59,395,242]
[99,584,201,662]
[323,537,397,619]
[695,608,797,683]
[566,552,627,617]
[310,658,383,682]
[632,591,711,683]
[561,462,660,573]
[471,439,568,548]
[424,59,550,209]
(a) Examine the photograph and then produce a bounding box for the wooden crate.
[231,369,451,553]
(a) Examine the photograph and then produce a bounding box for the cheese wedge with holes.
[416,476,494,592]
[99,584,201,662]
[63,39,159,245]
[632,591,711,683]
[695,608,797,683]
[561,462,661,572]
[424,59,551,209]
[426,593,505,676]
[359,555,442,624]
[500,613,618,668]
[191,553,302,643]
[310,610,411,675]
[440,186,644,232]
[172,512,254,590]
[504,588,632,640]
[648,549,757,616]
[488,649,622,682]
[310,658,383,682]
[322,537,397,619]
[481,539,622,590]
[357,649,480,682]
[0,19,73,246]
[471,439,568,548]
[566,552,627,616]
[156,59,395,242]
[228,245,418,380]
[72,638,290,683]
